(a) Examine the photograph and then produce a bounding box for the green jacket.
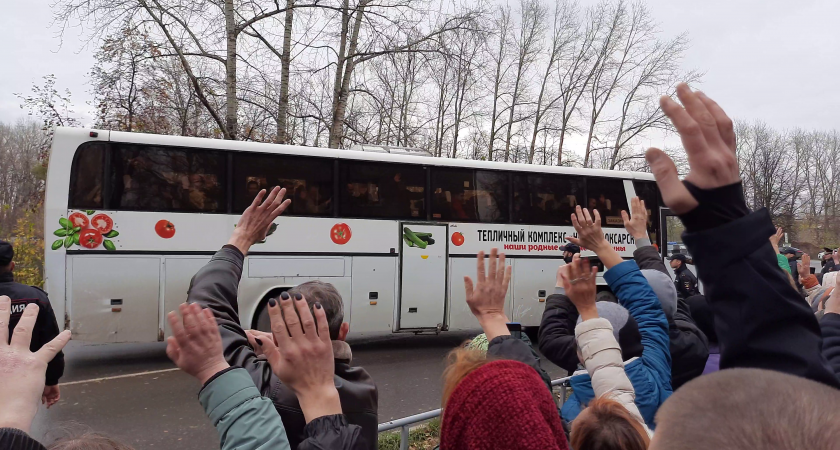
[200,367,291,450]
[776,253,792,274]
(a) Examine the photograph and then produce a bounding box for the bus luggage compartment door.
[398,224,447,329]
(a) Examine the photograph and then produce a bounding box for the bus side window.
[109,144,227,213]
[512,174,583,225]
[585,178,629,227]
[339,161,425,219]
[431,169,508,223]
[633,180,661,245]
[233,153,333,216]
[69,142,105,209]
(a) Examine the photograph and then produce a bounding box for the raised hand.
[464,249,512,341]
[824,274,840,315]
[567,206,623,269]
[42,385,60,409]
[833,250,839,266]
[166,303,230,385]
[229,186,291,254]
[257,293,341,423]
[622,197,649,240]
[0,296,71,433]
[769,227,784,254]
[645,84,740,214]
[558,254,599,321]
[245,329,275,357]
[797,253,811,282]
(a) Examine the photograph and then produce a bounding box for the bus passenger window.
[431,169,508,223]
[512,174,583,225]
[585,178,629,227]
[109,144,227,213]
[69,142,105,209]
[339,162,425,219]
[233,153,333,216]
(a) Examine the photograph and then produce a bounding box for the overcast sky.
[1,0,839,144]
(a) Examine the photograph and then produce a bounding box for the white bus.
[44,127,665,343]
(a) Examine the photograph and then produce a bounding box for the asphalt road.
[31,332,566,449]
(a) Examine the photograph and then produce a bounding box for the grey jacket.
[187,245,377,449]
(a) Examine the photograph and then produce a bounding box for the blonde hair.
[441,347,490,407]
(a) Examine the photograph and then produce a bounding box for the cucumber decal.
[403,227,435,248]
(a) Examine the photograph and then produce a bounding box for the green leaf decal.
[86,210,95,215]
[51,240,63,250]
[104,230,119,238]
[103,240,116,251]
[54,229,67,237]
[64,236,73,248]
[59,217,72,229]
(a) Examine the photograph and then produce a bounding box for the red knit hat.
[440,360,570,450]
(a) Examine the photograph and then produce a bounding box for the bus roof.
[56,127,656,181]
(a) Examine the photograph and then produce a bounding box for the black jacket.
[187,246,377,449]
[633,245,709,390]
[821,259,838,274]
[820,313,840,380]
[673,265,699,299]
[487,334,554,394]
[0,428,46,450]
[682,209,840,388]
[538,293,580,374]
[0,272,64,386]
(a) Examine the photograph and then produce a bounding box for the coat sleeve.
[604,261,672,385]
[538,293,581,374]
[187,246,275,393]
[575,318,651,437]
[775,254,792,274]
[0,429,47,450]
[298,415,366,450]
[682,209,840,388]
[487,335,553,395]
[633,245,669,277]
[199,368,291,450]
[819,313,840,380]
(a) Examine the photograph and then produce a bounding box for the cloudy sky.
[1,0,838,144]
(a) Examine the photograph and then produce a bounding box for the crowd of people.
[3,84,840,449]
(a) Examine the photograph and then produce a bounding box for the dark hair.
[570,397,648,450]
[286,281,344,339]
[48,433,134,450]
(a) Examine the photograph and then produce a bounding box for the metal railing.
[377,376,571,450]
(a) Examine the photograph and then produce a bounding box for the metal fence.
[377,375,572,450]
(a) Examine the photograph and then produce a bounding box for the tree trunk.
[224,0,238,140]
[329,0,367,148]
[276,0,294,144]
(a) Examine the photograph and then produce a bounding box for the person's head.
[588,198,598,209]
[575,301,643,363]
[285,281,347,340]
[246,180,260,197]
[641,269,677,321]
[668,253,687,269]
[562,243,581,263]
[651,368,840,450]
[48,432,134,450]
[0,240,14,275]
[781,247,799,260]
[571,397,649,450]
[440,352,569,450]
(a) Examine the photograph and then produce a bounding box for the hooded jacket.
[682,208,840,389]
[634,245,709,389]
[187,246,378,449]
[560,261,672,429]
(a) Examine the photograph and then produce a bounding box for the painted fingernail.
[294,293,302,300]
[269,298,277,307]
[255,338,263,346]
[315,302,322,309]
[280,291,290,300]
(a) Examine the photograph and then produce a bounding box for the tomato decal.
[79,229,103,249]
[90,213,114,234]
[451,232,465,247]
[330,223,352,245]
[68,212,89,230]
[155,220,176,239]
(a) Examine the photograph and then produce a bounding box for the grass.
[378,418,441,450]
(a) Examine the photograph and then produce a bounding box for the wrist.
[577,305,599,321]
[297,385,342,423]
[196,360,231,386]
[477,312,510,341]
[227,230,253,255]
[0,409,35,434]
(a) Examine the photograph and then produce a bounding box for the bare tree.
[487,5,512,161]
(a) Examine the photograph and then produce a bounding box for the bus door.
[398,223,447,330]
